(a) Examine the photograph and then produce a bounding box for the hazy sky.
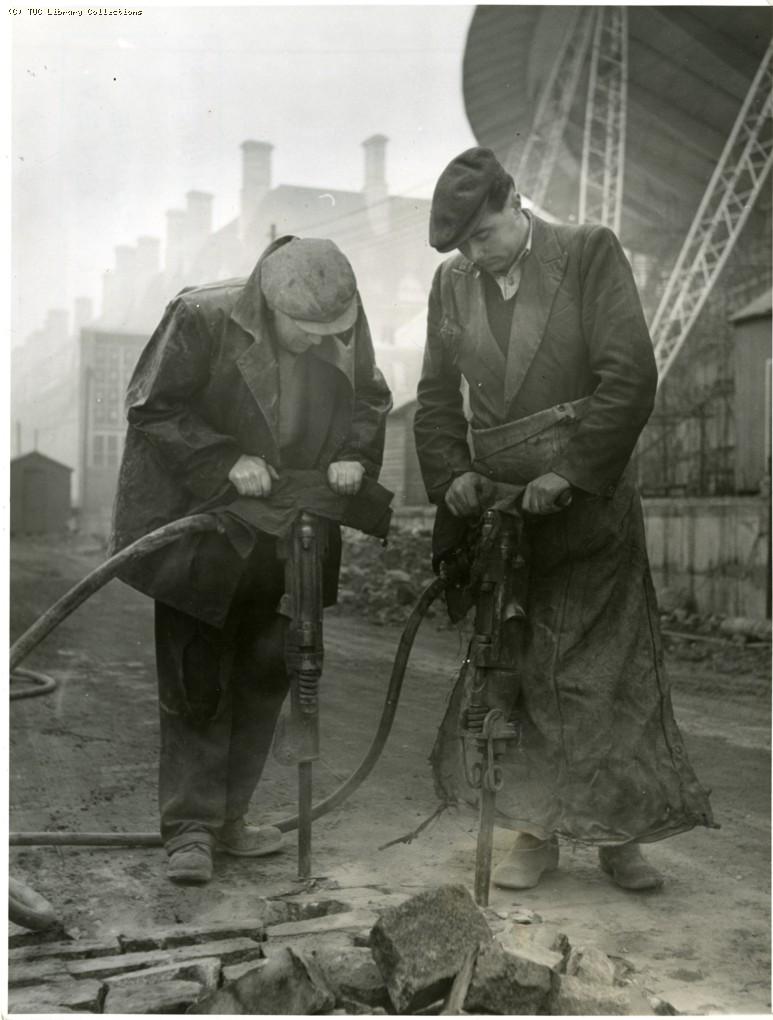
[11,4,476,343]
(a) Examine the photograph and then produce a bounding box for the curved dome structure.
[462,6,772,253]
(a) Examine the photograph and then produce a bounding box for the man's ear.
[511,190,523,214]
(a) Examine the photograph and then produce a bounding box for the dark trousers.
[154,535,290,849]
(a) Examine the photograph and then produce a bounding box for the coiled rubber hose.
[10,513,446,848]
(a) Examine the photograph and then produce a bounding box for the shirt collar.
[499,211,533,280]
[490,212,533,300]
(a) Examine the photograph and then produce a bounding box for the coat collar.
[229,234,357,449]
[503,214,568,409]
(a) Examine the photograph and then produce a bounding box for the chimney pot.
[362,134,388,193]
[240,140,273,233]
[165,210,188,274]
[73,296,94,334]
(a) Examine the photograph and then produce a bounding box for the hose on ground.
[10,668,58,700]
[10,514,220,671]
[10,513,447,848]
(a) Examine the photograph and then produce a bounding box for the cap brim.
[291,296,358,336]
[431,195,489,254]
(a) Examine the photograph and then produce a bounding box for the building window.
[107,434,119,468]
[93,434,104,468]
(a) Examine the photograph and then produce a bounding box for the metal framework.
[579,7,628,233]
[651,40,773,383]
[509,8,595,207]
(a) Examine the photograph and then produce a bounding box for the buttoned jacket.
[414,214,657,500]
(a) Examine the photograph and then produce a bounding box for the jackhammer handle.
[478,480,573,513]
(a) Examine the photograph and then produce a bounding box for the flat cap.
[429,147,511,253]
[261,237,358,335]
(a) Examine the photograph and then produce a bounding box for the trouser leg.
[155,602,237,847]
[224,607,290,822]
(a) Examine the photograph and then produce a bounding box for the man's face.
[271,309,325,354]
[459,192,524,274]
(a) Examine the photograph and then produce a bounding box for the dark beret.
[429,147,512,253]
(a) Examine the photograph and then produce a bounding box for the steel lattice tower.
[579,7,629,234]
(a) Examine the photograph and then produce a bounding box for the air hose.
[10,513,447,848]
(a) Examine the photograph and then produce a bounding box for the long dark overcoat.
[111,235,392,626]
[415,215,715,844]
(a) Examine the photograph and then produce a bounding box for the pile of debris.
[335,526,440,627]
[10,884,677,1014]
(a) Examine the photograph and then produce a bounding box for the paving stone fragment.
[339,996,388,1015]
[549,972,632,1015]
[369,884,493,1013]
[105,976,205,1014]
[223,958,268,982]
[627,986,681,1015]
[8,977,104,1013]
[310,944,390,1008]
[9,957,71,987]
[266,908,377,939]
[118,920,264,952]
[9,937,122,962]
[189,946,335,1015]
[276,895,352,921]
[565,944,617,985]
[67,937,263,980]
[464,941,554,1014]
[497,925,565,971]
[263,932,355,960]
[107,957,222,993]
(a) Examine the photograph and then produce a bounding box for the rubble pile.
[9,884,679,1014]
[335,526,773,673]
[335,526,440,627]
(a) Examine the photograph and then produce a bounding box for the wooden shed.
[380,400,429,509]
[11,452,73,535]
[731,290,772,494]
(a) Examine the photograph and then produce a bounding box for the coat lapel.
[504,217,568,410]
[229,238,360,456]
[453,261,505,381]
[230,241,290,452]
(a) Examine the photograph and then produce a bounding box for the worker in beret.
[416,148,715,892]
[111,236,392,884]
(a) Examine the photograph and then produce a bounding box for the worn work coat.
[111,235,392,626]
[415,215,715,844]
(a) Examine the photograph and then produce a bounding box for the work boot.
[215,818,284,858]
[167,841,213,885]
[598,843,664,891]
[493,833,559,890]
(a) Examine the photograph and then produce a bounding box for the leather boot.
[167,840,213,885]
[215,817,284,858]
[493,833,559,890]
[598,843,664,891]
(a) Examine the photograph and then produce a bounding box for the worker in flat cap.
[111,236,392,884]
[416,148,715,892]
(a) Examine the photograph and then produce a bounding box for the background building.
[14,135,440,534]
[10,452,72,535]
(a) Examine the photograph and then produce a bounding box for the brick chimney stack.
[165,210,188,276]
[45,308,69,343]
[136,236,160,282]
[113,244,138,322]
[186,191,213,251]
[362,134,389,235]
[240,140,273,238]
[73,296,94,336]
[101,270,116,322]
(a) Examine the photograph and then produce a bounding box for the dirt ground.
[9,536,771,1015]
